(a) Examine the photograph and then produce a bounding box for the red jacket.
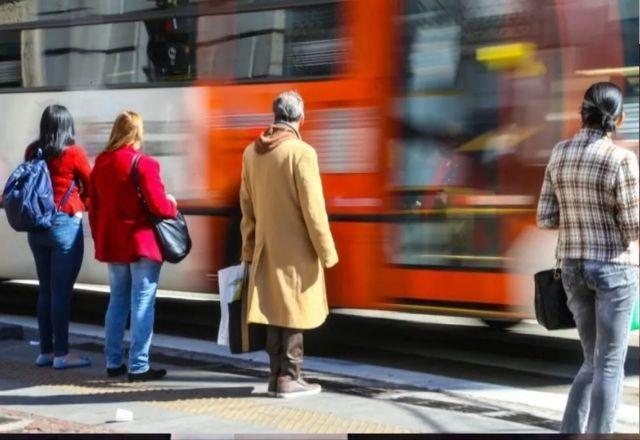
[24,144,91,215]
[89,145,177,263]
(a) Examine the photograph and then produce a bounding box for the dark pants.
[28,213,84,357]
[266,326,303,379]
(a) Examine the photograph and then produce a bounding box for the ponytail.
[580,82,623,134]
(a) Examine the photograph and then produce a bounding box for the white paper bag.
[217,262,246,346]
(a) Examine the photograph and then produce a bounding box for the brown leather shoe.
[268,375,277,397]
[277,376,321,399]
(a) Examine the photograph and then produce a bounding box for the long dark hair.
[581,82,624,133]
[28,105,76,160]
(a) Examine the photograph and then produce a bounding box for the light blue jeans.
[560,259,638,433]
[105,258,161,374]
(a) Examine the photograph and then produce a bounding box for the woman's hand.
[167,194,177,207]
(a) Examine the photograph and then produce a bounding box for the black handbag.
[229,263,266,354]
[534,267,576,330]
[131,155,192,264]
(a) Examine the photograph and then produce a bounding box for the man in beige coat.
[240,91,338,398]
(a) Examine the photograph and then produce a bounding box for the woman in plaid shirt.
[537,82,639,433]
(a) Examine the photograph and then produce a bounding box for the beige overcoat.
[240,123,338,330]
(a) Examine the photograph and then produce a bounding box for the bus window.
[197,2,345,81]
[1,1,345,88]
[144,16,198,82]
[0,1,199,89]
[391,0,558,269]
[0,0,198,27]
[0,31,21,87]
[2,17,197,89]
[618,0,639,145]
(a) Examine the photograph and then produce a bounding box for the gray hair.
[273,90,304,123]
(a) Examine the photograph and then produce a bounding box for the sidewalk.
[0,316,557,436]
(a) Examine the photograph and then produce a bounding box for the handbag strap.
[131,154,150,213]
[240,263,250,352]
[553,258,562,279]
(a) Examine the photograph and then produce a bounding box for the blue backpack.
[2,149,74,232]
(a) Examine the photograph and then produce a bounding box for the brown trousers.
[266,325,303,380]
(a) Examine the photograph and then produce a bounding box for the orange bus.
[194,0,638,325]
[0,0,637,327]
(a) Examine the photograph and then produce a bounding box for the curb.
[0,324,23,341]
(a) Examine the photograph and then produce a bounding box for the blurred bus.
[0,0,637,326]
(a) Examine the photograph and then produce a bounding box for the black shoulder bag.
[533,264,576,330]
[131,155,192,264]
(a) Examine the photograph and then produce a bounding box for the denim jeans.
[27,212,84,357]
[560,259,638,433]
[105,258,161,374]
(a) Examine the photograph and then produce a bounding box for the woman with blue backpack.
[21,105,92,369]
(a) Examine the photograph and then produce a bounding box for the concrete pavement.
[0,315,555,436]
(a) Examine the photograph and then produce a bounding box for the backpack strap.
[57,180,76,211]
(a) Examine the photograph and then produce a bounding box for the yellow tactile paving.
[0,359,164,394]
[148,398,410,433]
[0,358,413,433]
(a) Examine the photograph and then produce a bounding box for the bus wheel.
[481,319,521,330]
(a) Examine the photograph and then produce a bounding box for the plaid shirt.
[537,128,639,265]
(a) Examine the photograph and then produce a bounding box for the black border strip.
[0,74,341,94]
[0,82,197,94]
[0,202,525,226]
[180,206,240,217]
[44,45,136,56]
[391,263,505,273]
[168,207,399,222]
[176,208,525,223]
[394,298,524,313]
[0,203,507,273]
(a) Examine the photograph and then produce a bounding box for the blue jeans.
[27,212,84,357]
[560,259,638,433]
[105,258,161,374]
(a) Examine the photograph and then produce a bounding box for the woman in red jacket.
[25,105,92,370]
[89,111,177,382]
